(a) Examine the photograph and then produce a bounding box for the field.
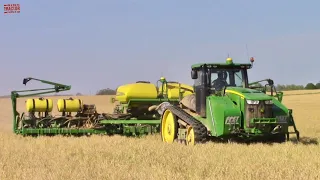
[0,90,320,180]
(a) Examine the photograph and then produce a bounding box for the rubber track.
[165,105,208,143]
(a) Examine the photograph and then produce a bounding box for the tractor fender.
[154,102,172,115]
[179,94,196,112]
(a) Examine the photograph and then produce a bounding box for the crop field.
[0,90,320,180]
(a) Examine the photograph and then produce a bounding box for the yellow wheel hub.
[186,126,195,145]
[161,110,176,143]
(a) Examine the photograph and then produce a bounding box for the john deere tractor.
[156,57,300,145]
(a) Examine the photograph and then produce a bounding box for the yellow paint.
[57,98,83,112]
[225,90,245,99]
[115,81,194,103]
[186,126,195,146]
[115,83,158,103]
[226,57,233,61]
[160,82,194,99]
[161,109,177,143]
[25,98,53,112]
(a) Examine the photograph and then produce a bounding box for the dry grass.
[0,91,320,180]
[281,89,320,95]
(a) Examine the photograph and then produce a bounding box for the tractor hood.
[225,87,272,100]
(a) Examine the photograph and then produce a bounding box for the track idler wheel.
[161,109,178,143]
[185,124,208,146]
[186,126,195,145]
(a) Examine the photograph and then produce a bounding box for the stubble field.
[0,90,320,180]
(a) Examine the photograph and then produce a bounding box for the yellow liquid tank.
[57,98,83,112]
[25,98,53,112]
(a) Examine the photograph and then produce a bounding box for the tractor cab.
[191,57,254,92]
[189,57,254,117]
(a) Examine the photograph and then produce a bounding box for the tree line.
[95,88,117,95]
[275,82,320,91]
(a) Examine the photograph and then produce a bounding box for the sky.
[1,0,320,95]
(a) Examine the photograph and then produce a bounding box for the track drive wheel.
[161,109,178,143]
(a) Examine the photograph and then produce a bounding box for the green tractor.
[156,57,300,145]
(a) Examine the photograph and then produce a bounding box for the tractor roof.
[191,57,253,70]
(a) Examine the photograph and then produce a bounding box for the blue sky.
[1,0,320,95]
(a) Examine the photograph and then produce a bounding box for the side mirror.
[267,79,274,86]
[191,70,198,79]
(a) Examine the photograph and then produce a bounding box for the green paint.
[99,120,160,124]
[191,63,252,69]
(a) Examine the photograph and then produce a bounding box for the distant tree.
[96,88,116,95]
[275,84,304,91]
[305,83,317,90]
[316,83,320,89]
[76,92,82,96]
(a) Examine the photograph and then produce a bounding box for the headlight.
[265,100,273,104]
[246,100,259,104]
